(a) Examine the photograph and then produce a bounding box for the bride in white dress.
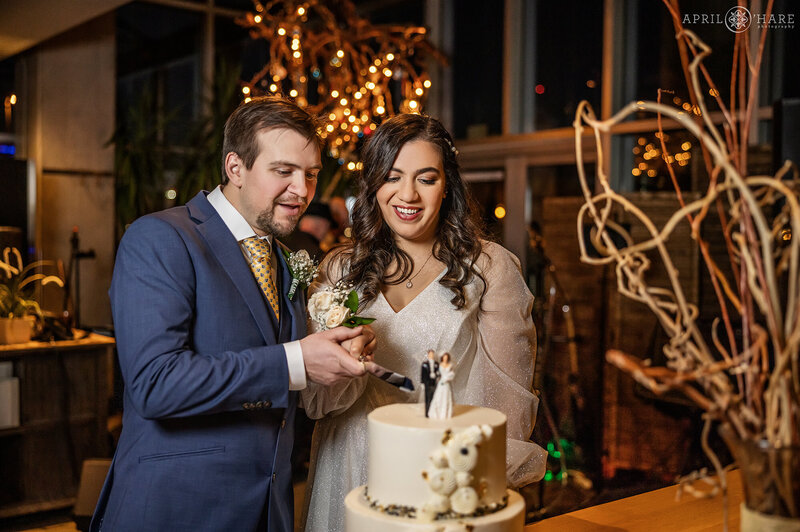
[300,114,547,532]
[428,352,454,419]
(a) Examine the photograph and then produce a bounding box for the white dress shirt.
[207,185,307,390]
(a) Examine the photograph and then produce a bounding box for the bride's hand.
[341,324,376,363]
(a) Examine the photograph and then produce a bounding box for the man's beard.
[255,195,307,238]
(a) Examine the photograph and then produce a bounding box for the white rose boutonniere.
[281,249,319,299]
[307,281,375,330]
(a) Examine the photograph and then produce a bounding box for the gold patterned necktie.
[241,236,280,320]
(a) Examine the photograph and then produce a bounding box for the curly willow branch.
[575,25,799,451]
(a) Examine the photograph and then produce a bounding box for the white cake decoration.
[421,424,496,520]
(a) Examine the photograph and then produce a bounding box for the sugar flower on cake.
[307,281,375,330]
[420,424,493,520]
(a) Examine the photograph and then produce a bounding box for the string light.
[239,0,442,157]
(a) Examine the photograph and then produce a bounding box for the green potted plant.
[0,247,64,344]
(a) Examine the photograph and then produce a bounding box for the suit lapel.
[188,192,278,344]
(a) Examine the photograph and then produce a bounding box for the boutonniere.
[307,282,376,330]
[281,249,319,300]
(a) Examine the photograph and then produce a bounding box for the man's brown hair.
[221,95,322,184]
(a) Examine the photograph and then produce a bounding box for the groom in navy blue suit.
[91,96,374,531]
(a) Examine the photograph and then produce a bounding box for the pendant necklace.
[405,253,434,289]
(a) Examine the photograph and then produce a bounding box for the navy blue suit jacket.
[91,191,306,531]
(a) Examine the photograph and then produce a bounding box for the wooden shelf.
[0,335,115,518]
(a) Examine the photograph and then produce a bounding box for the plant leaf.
[342,316,375,328]
[345,290,359,314]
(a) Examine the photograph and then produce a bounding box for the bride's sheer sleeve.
[299,250,369,420]
[464,241,548,487]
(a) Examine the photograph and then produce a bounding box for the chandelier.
[238,0,444,160]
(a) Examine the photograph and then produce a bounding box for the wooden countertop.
[0,331,115,354]
[526,471,743,531]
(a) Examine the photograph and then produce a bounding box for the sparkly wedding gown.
[300,241,547,532]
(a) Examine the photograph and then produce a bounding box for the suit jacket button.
[265,400,272,408]
[255,401,264,409]
[272,473,277,481]
[242,402,251,409]
[280,419,286,428]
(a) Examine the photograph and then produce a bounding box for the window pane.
[621,1,797,108]
[453,0,504,139]
[529,0,603,130]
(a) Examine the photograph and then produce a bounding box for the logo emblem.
[725,6,752,32]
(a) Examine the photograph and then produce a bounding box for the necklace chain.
[405,253,434,289]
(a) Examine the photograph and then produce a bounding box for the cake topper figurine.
[428,352,454,420]
[421,350,440,417]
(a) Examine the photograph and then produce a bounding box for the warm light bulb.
[297,6,305,15]
[423,80,431,88]
[386,53,395,61]
[343,108,351,116]
[347,162,356,170]
[352,125,360,133]
[9,94,17,104]
[348,115,356,123]
[368,66,377,74]
[366,82,375,90]
[254,15,262,23]
[681,142,691,151]
[242,86,251,95]
[415,87,424,96]
[376,106,385,115]
[269,83,278,92]
[494,205,506,219]
[326,124,334,132]
[383,68,393,77]
[165,188,177,200]
[336,49,344,58]
[340,98,348,106]
[329,113,336,120]
[354,92,362,99]
[289,89,298,97]
[408,100,418,109]
[293,51,301,59]
[277,27,286,35]
[331,90,339,98]
[244,97,252,103]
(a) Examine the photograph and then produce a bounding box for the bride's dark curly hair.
[336,113,486,310]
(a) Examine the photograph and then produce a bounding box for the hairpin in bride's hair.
[444,138,459,156]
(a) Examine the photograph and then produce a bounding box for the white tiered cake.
[344,403,525,531]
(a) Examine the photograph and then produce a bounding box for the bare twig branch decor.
[575,0,799,522]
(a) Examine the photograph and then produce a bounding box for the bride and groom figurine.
[421,349,454,419]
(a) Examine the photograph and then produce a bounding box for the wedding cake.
[344,402,525,531]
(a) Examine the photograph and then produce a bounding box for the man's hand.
[300,326,368,385]
[341,324,377,363]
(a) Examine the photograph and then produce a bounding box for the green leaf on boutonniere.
[343,316,376,328]
[345,290,359,314]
